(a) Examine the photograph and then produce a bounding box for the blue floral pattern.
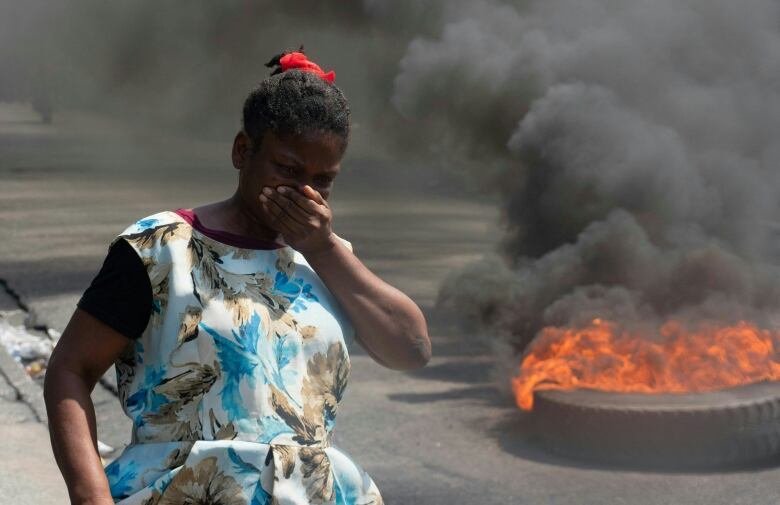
[104,211,381,504]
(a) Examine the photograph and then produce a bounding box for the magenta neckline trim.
[172,209,287,250]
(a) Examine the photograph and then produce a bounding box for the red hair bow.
[279,52,335,83]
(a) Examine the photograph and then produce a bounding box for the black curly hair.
[241,48,350,155]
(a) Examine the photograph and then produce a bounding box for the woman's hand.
[259,184,338,256]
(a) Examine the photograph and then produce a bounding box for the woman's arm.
[44,307,134,505]
[305,237,432,371]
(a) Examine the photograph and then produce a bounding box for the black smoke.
[394,0,780,393]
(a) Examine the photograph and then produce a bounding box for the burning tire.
[530,380,780,469]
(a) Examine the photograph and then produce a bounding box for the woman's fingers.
[274,212,300,237]
[266,187,327,227]
[260,186,336,254]
[275,194,316,225]
[301,185,326,205]
[277,186,323,214]
[261,192,307,231]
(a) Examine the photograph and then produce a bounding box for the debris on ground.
[0,319,56,372]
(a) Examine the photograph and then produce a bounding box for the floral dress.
[102,210,383,505]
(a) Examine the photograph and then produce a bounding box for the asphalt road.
[3,103,780,504]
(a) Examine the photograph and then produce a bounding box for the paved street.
[3,104,780,504]
[0,359,69,502]
[0,288,68,501]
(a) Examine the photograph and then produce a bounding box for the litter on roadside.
[0,319,54,363]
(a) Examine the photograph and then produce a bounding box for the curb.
[0,336,49,425]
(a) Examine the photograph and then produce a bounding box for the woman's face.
[232,129,344,225]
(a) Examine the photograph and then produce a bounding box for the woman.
[43,49,431,505]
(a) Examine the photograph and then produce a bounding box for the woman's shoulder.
[123,210,186,233]
[110,210,191,253]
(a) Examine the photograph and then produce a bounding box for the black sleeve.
[77,238,153,340]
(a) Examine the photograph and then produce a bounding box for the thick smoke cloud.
[399,0,780,389]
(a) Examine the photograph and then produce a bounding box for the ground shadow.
[489,410,780,475]
[403,358,493,384]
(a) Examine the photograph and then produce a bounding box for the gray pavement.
[0,325,68,502]
[4,104,780,504]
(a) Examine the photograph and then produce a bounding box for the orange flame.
[512,319,780,410]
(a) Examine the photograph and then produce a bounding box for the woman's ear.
[231,130,253,170]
